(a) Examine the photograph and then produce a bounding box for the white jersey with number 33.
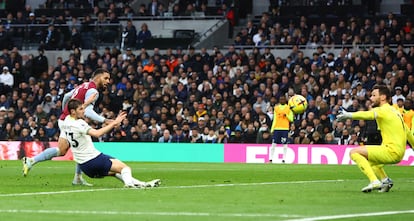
[61,116,101,164]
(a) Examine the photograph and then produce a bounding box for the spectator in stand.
[256,128,272,144]
[156,3,167,16]
[339,128,351,145]
[310,131,324,144]
[216,128,228,143]
[218,3,235,38]
[0,66,13,95]
[26,12,41,42]
[0,94,9,108]
[107,11,120,43]
[122,5,135,18]
[68,27,82,50]
[184,3,196,16]
[158,129,172,143]
[147,127,160,142]
[19,127,33,141]
[324,133,338,144]
[148,0,161,16]
[189,126,203,143]
[137,23,152,49]
[204,128,218,143]
[391,86,405,104]
[121,20,137,50]
[243,123,257,143]
[229,126,243,143]
[95,12,110,43]
[41,24,59,50]
[34,126,49,141]
[32,48,48,79]
[80,15,95,49]
[294,129,310,144]
[171,127,188,143]
[40,93,56,114]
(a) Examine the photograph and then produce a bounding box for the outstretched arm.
[88,112,127,138]
[337,108,375,121]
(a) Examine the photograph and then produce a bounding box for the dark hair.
[67,99,82,112]
[92,68,109,78]
[372,84,391,100]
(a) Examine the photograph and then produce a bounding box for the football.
[288,95,308,114]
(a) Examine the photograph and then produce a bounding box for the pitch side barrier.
[1,141,413,165]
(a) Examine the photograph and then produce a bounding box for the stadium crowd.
[0,2,414,145]
[0,0,231,50]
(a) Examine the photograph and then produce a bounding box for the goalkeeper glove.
[336,107,352,121]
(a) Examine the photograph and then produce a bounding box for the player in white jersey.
[23,68,113,186]
[62,98,160,188]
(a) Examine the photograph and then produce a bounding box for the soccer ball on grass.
[288,95,308,114]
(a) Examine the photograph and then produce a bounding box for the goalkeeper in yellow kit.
[337,85,414,193]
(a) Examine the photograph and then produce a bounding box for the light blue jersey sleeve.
[62,89,75,110]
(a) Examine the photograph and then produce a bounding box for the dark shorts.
[79,153,113,178]
[273,130,289,144]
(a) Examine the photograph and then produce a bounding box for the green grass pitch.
[0,161,414,221]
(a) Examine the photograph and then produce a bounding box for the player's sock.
[282,144,287,163]
[73,164,83,180]
[115,173,145,186]
[269,143,275,162]
[33,147,60,165]
[115,173,123,182]
[75,164,82,175]
[121,167,134,186]
[372,164,387,180]
[351,153,378,182]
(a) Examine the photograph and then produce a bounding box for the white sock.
[116,173,146,186]
[269,143,275,161]
[115,173,123,182]
[282,144,287,162]
[121,167,134,186]
[73,164,83,181]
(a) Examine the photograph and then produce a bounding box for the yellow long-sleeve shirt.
[351,103,406,154]
[271,104,294,132]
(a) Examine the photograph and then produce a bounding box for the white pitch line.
[1,209,412,220]
[164,179,344,189]
[0,188,121,197]
[0,209,303,218]
[0,179,343,197]
[284,210,414,221]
